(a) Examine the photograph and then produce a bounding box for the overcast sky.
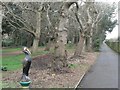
[106,4,118,40]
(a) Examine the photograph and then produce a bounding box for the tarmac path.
[76,43,118,88]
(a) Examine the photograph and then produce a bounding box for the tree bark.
[32,37,39,53]
[86,10,102,51]
[87,23,95,52]
[27,34,33,48]
[73,2,93,56]
[53,3,71,71]
[44,38,51,51]
[32,11,41,53]
[74,33,85,57]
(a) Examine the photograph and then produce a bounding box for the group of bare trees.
[1,1,117,71]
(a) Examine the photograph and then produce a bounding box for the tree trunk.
[53,26,68,71]
[84,37,88,51]
[86,37,93,52]
[87,23,95,52]
[32,11,41,53]
[0,4,2,49]
[45,38,51,51]
[74,33,85,57]
[27,34,33,48]
[32,37,39,53]
[53,3,70,71]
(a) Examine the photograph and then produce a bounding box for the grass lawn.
[2,47,49,71]
[2,48,21,53]
[2,54,24,71]
[2,45,75,71]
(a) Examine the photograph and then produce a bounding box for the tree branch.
[2,2,36,34]
[46,4,52,27]
[4,15,35,36]
[15,3,38,13]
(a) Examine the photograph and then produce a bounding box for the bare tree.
[2,2,44,53]
[53,2,78,71]
[73,1,115,56]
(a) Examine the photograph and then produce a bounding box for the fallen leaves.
[2,52,99,88]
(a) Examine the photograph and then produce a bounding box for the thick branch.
[4,15,35,36]
[2,2,36,34]
[74,12,83,33]
[87,7,92,24]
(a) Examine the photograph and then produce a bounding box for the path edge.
[74,60,96,89]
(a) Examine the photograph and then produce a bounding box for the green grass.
[2,49,49,71]
[0,73,1,90]
[2,46,45,53]
[2,48,21,53]
[106,41,120,54]
[1,45,76,88]
[68,63,79,69]
[2,45,75,71]
[2,54,24,71]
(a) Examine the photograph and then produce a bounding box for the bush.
[106,41,120,54]
[2,39,14,47]
[93,38,100,51]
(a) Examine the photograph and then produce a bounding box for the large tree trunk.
[87,17,100,51]
[32,37,39,52]
[53,3,70,71]
[53,23,68,71]
[74,33,85,57]
[32,11,41,53]
[73,2,93,57]
[27,34,33,48]
[86,25,94,52]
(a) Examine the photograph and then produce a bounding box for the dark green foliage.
[106,41,120,54]
[93,38,100,51]
[100,15,117,32]
[92,3,117,51]
[2,39,14,47]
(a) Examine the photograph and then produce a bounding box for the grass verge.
[106,41,120,54]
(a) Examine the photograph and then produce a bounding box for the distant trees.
[70,1,117,57]
[1,1,117,71]
[2,2,43,52]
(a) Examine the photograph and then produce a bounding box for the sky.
[95,0,120,2]
[106,4,118,40]
[95,0,120,40]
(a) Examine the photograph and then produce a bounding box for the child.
[21,47,32,81]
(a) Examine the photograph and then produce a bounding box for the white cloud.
[106,26,118,39]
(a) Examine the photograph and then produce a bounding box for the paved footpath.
[76,43,118,88]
